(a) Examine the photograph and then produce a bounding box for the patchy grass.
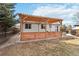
[59,39,79,56]
[0,40,63,56]
[0,39,79,56]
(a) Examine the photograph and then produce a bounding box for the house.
[73,21,79,36]
[18,13,63,41]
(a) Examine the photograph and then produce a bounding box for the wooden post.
[38,23,39,32]
[60,21,62,39]
[37,23,39,39]
[45,22,47,39]
[20,18,23,41]
[50,24,51,32]
[49,24,51,38]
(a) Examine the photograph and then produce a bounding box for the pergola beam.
[18,13,63,24]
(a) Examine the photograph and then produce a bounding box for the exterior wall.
[46,25,56,32]
[51,25,60,32]
[23,23,45,32]
[23,23,60,32]
[46,24,60,32]
[39,24,46,32]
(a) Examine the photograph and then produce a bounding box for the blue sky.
[15,3,79,26]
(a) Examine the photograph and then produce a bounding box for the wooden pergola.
[18,13,63,40]
[18,13,62,23]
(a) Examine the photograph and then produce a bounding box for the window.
[25,24,31,29]
[41,24,45,29]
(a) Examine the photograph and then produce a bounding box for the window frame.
[25,23,31,29]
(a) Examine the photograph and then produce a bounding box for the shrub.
[71,30,76,35]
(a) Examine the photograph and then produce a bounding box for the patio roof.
[73,27,79,30]
[18,13,63,24]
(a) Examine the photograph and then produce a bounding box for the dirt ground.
[0,39,62,56]
[0,34,79,56]
[0,33,19,49]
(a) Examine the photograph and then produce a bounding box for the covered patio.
[18,13,63,41]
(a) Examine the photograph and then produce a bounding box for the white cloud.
[32,6,64,16]
[32,6,79,16]
[32,6,79,25]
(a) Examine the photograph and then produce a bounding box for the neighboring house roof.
[12,23,20,29]
[15,23,20,29]
[73,21,79,30]
[72,27,79,30]
[18,13,63,24]
[74,21,79,26]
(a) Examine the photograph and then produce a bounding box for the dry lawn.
[0,39,64,56]
[0,38,79,56]
[59,39,79,56]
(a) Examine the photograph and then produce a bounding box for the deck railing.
[21,32,61,40]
